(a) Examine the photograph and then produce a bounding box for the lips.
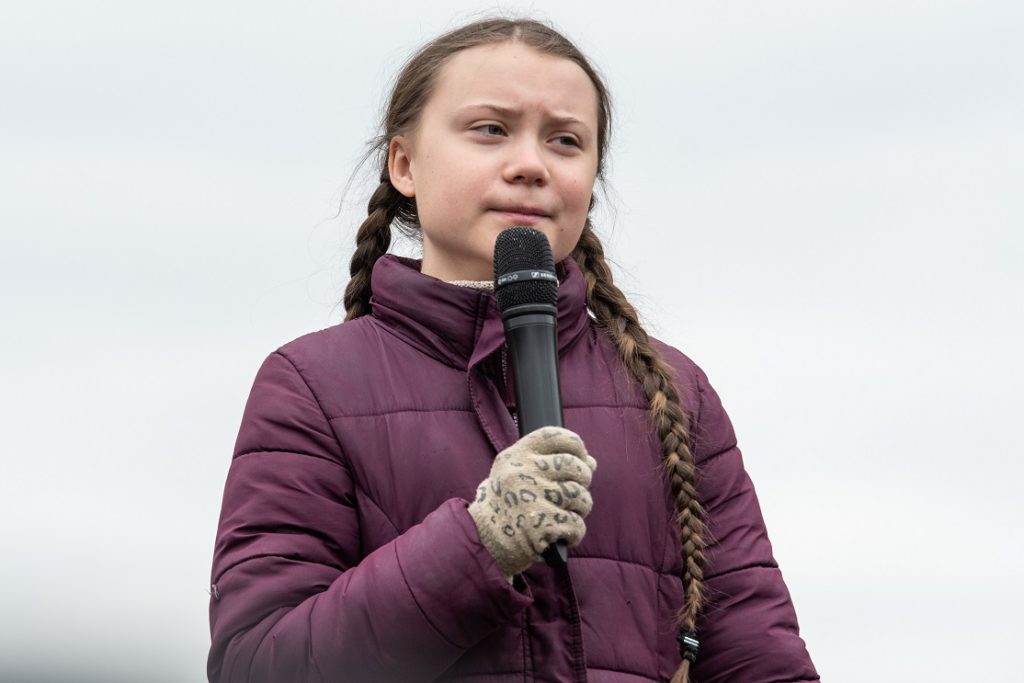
[492,206,549,217]
[499,205,548,216]
[493,210,546,226]
[490,206,551,226]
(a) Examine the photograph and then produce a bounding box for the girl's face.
[389,42,600,282]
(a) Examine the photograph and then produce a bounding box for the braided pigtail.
[343,171,409,321]
[571,224,708,683]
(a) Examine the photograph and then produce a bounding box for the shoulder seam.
[704,560,779,582]
[272,349,347,464]
[701,443,738,467]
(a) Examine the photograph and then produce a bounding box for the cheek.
[425,154,487,206]
[416,170,483,230]
[564,177,593,214]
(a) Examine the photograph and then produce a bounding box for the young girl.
[208,17,818,683]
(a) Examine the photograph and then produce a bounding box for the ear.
[388,135,416,198]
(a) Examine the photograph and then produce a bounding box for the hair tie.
[677,629,699,663]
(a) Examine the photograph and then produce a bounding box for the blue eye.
[554,135,580,148]
[476,124,505,136]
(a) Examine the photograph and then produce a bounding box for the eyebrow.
[457,103,591,131]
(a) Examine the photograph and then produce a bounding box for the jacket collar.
[368,254,591,370]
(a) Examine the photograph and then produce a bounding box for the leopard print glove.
[468,426,597,582]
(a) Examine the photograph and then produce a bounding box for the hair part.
[341,17,706,681]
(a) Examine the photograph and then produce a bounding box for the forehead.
[426,42,599,126]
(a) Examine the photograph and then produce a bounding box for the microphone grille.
[493,227,558,311]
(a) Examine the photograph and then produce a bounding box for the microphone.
[493,226,569,567]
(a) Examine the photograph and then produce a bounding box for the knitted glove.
[468,426,598,582]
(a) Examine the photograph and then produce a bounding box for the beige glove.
[468,426,597,582]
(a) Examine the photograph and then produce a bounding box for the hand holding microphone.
[471,226,593,576]
[468,426,597,582]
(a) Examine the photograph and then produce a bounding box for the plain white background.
[1,2,1020,681]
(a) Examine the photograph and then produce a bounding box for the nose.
[502,139,550,187]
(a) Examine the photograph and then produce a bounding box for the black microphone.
[493,226,569,567]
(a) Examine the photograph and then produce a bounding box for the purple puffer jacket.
[208,254,818,683]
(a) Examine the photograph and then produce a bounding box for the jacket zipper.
[501,345,518,429]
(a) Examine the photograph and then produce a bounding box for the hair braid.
[571,224,708,683]
[343,175,407,321]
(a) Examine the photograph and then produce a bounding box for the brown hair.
[342,17,706,682]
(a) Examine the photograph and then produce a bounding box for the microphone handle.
[503,309,569,566]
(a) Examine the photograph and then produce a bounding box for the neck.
[419,240,493,282]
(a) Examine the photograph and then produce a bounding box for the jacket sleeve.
[207,350,533,683]
[689,364,819,683]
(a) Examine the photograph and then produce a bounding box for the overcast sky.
[1,1,1021,681]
